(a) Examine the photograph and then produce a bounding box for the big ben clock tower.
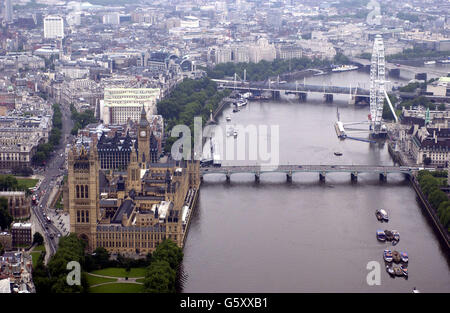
[138,106,151,167]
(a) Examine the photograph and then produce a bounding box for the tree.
[439,207,450,228]
[0,242,4,256]
[92,247,110,269]
[152,239,183,270]
[43,234,87,293]
[12,166,33,177]
[429,189,448,209]
[0,197,12,231]
[0,175,18,191]
[143,260,176,293]
[437,201,450,218]
[421,177,438,196]
[33,232,44,246]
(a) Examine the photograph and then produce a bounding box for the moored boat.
[384,230,394,241]
[386,265,395,276]
[331,65,359,72]
[393,266,403,276]
[235,99,247,107]
[383,249,393,262]
[401,252,408,263]
[376,230,386,241]
[401,265,408,277]
[424,60,436,65]
[392,250,401,263]
[392,230,400,241]
[334,151,343,156]
[226,115,231,122]
[375,209,388,222]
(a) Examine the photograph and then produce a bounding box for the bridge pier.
[324,94,333,103]
[351,172,358,182]
[298,92,307,102]
[355,96,369,106]
[319,172,326,182]
[389,68,400,78]
[348,96,355,105]
[379,172,387,182]
[272,90,280,100]
[226,172,230,183]
[415,73,427,81]
[255,172,260,183]
[286,171,292,183]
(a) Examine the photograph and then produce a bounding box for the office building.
[44,15,64,39]
[4,0,12,23]
[100,88,160,125]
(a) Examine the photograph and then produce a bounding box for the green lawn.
[86,274,117,286]
[31,252,41,268]
[90,267,147,278]
[89,283,144,293]
[16,178,39,190]
[30,245,45,268]
[33,245,45,252]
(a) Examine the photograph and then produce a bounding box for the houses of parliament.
[66,107,200,254]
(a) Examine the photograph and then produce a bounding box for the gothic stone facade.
[68,108,200,254]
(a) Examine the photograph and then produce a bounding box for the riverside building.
[68,108,200,254]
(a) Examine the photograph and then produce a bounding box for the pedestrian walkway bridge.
[200,165,420,182]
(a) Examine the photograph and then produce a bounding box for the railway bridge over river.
[213,78,370,104]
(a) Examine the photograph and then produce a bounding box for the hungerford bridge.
[213,77,370,104]
[215,35,398,139]
[200,165,421,183]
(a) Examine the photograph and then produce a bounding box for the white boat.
[438,59,450,64]
[386,265,395,276]
[392,230,400,241]
[376,230,386,241]
[226,115,231,122]
[424,60,436,65]
[383,249,393,262]
[235,99,247,107]
[331,65,358,72]
[233,130,238,138]
[241,92,252,99]
[401,265,408,277]
[375,209,389,222]
[400,252,408,263]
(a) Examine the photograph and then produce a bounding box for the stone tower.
[68,143,100,252]
[188,160,201,189]
[127,148,141,192]
[137,106,151,168]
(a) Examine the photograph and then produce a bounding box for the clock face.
[140,130,146,137]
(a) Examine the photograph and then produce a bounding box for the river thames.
[182,68,450,293]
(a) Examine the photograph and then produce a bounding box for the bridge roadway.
[201,164,417,182]
[351,57,449,77]
[213,79,370,97]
